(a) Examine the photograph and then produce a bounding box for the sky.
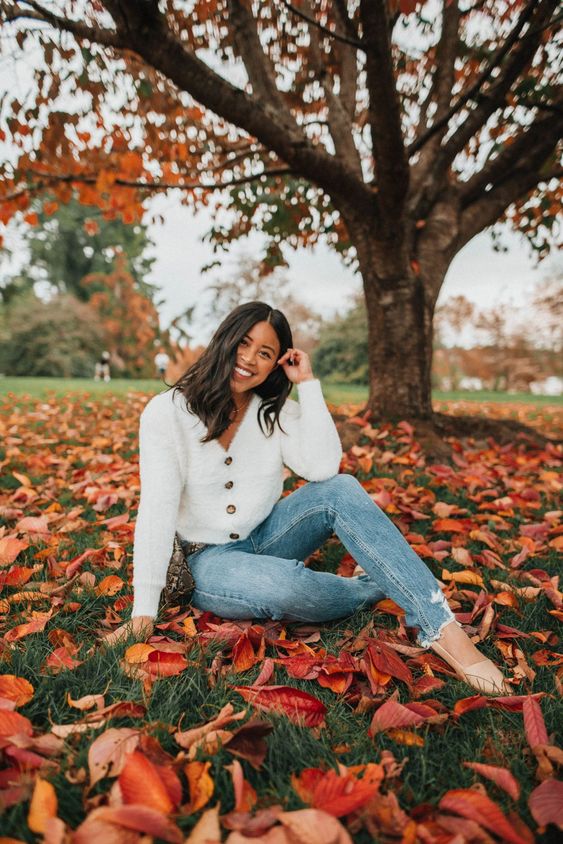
[143,193,558,348]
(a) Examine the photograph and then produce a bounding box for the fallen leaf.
[0,676,34,707]
[234,685,327,727]
[463,762,520,801]
[27,777,57,834]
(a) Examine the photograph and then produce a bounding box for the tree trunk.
[346,213,441,421]
[361,271,435,420]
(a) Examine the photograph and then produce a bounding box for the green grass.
[1,376,560,406]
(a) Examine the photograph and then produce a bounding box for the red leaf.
[528,780,563,829]
[522,696,548,748]
[367,641,413,686]
[463,762,520,801]
[439,788,531,844]
[292,765,382,818]
[234,685,327,727]
[368,698,425,735]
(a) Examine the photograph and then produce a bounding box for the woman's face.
[230,320,281,396]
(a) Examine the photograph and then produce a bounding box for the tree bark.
[345,214,439,420]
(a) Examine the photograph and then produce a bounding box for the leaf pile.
[0,392,561,842]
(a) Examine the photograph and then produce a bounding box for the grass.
[0,389,561,841]
[0,375,561,406]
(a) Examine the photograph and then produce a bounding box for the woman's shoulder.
[141,388,195,424]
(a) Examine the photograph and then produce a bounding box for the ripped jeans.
[188,474,455,647]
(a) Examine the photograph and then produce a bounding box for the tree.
[1,197,158,305]
[0,1,560,423]
[82,254,161,377]
[0,291,106,376]
[312,293,368,383]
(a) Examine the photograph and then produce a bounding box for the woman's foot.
[430,620,512,696]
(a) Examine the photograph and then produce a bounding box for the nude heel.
[431,641,512,696]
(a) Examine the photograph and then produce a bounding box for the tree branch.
[0,166,295,205]
[359,0,409,219]
[0,0,123,48]
[457,151,559,247]
[459,108,562,206]
[439,0,557,166]
[228,0,287,112]
[277,0,364,50]
[409,0,542,158]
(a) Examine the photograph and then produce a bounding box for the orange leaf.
[0,709,33,737]
[232,631,257,672]
[439,788,531,844]
[387,729,425,746]
[184,760,214,814]
[528,779,563,828]
[292,765,382,817]
[118,751,174,813]
[0,676,34,707]
[278,808,353,844]
[522,696,548,748]
[73,805,182,844]
[463,762,520,801]
[0,538,29,566]
[95,575,125,596]
[432,518,471,533]
[28,778,57,834]
[124,643,156,664]
[234,685,327,727]
[4,610,52,642]
[441,568,484,586]
[146,650,188,677]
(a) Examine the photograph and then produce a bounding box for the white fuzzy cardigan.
[131,378,343,618]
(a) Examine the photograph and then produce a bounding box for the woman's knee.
[316,472,363,500]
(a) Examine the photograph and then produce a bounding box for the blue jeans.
[189,474,455,647]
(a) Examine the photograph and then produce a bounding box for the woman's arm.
[130,397,183,619]
[277,349,343,482]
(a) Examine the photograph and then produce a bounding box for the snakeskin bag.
[161,533,206,610]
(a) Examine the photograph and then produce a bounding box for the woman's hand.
[100,615,154,648]
[277,347,315,385]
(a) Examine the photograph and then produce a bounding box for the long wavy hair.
[168,302,294,443]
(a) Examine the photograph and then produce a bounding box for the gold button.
[230,532,239,539]
[226,504,236,514]
[225,481,234,489]
[224,456,233,465]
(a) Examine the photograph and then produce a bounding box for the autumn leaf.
[72,805,183,844]
[522,696,549,748]
[88,727,140,787]
[0,537,29,566]
[0,709,33,738]
[292,764,382,817]
[0,676,34,707]
[368,698,425,735]
[528,779,563,829]
[184,761,215,814]
[118,751,176,813]
[27,778,57,834]
[463,762,520,801]
[439,788,531,844]
[226,759,257,813]
[234,685,327,727]
[277,808,353,844]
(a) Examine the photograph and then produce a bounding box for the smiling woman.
[104,300,511,696]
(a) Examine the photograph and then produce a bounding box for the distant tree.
[0,292,105,377]
[2,197,158,305]
[312,293,368,383]
[205,254,323,356]
[82,254,161,377]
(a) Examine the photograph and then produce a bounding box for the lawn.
[0,388,561,842]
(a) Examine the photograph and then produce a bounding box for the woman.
[107,301,510,695]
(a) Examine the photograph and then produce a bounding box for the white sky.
[143,193,559,348]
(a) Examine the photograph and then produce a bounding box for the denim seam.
[252,503,331,555]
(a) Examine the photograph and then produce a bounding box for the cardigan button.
[225,481,234,489]
[224,456,233,465]
[230,532,239,539]
[226,504,236,514]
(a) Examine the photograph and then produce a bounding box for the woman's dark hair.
[168,301,293,443]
